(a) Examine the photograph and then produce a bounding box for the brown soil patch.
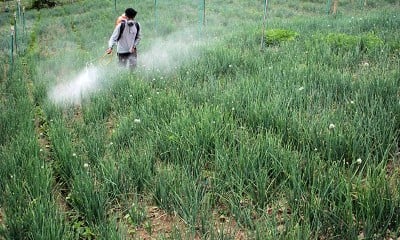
[387,152,400,176]
[131,206,186,240]
[127,205,249,240]
[213,215,247,240]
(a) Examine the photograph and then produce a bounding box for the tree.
[31,0,56,9]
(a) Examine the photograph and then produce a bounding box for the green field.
[1,0,399,239]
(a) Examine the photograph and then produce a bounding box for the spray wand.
[86,52,113,68]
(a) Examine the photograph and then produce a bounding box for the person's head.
[125,8,137,19]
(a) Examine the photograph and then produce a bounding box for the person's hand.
[106,48,112,54]
[129,46,136,53]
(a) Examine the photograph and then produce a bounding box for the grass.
[1,0,399,239]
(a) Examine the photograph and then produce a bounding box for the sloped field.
[1,0,399,239]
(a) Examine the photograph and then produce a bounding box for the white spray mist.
[48,65,103,106]
[139,28,205,72]
[47,27,208,106]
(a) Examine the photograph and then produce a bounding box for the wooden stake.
[332,0,338,15]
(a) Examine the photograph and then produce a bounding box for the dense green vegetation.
[1,0,399,239]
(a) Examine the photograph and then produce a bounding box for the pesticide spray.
[48,63,103,106]
[47,27,207,107]
[140,28,204,73]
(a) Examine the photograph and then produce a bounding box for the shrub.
[31,0,56,9]
[264,28,299,46]
[388,40,400,54]
[323,33,359,51]
[24,0,76,10]
[360,32,384,51]
[321,32,383,53]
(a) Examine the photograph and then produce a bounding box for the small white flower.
[72,153,77,157]
[129,94,133,97]
[134,119,141,123]
[356,158,362,164]
[298,86,305,91]
[109,142,114,146]
[39,148,43,152]
[361,61,369,67]
[329,124,335,130]
[156,91,160,94]
[83,163,89,168]
[350,100,355,104]
[231,107,235,111]
[228,64,232,68]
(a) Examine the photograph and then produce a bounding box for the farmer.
[106,8,141,70]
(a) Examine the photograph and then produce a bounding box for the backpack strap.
[135,22,140,40]
[117,21,126,41]
[117,21,140,41]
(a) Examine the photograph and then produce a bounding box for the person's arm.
[133,22,141,48]
[106,24,121,54]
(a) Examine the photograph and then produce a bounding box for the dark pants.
[117,51,137,69]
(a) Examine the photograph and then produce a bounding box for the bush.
[324,33,358,50]
[320,32,383,53]
[360,32,384,50]
[25,0,76,10]
[31,0,56,9]
[264,28,299,46]
[388,40,400,54]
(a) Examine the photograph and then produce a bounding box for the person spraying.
[106,8,141,70]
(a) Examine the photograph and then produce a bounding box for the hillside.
[1,0,399,239]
